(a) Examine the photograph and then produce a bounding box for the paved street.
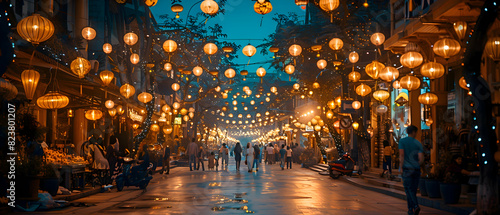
[30,159,450,215]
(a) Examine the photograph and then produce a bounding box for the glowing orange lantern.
[120,84,135,99]
[379,66,399,82]
[103,43,112,54]
[163,40,178,53]
[370,33,385,46]
[17,14,54,45]
[21,70,40,100]
[289,44,302,56]
[356,84,371,96]
[81,27,96,40]
[365,60,384,79]
[329,38,343,50]
[242,44,257,57]
[400,75,421,91]
[204,43,218,55]
[433,38,461,59]
[420,61,445,79]
[349,71,361,82]
[317,59,327,69]
[138,92,153,103]
[71,57,91,78]
[349,51,359,63]
[100,70,114,86]
[85,109,103,120]
[225,68,236,78]
[200,0,219,15]
[123,32,138,46]
[130,53,140,64]
[285,64,295,74]
[418,92,438,105]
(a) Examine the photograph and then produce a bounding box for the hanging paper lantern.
[349,51,359,63]
[163,40,178,53]
[162,104,171,113]
[100,70,114,86]
[352,101,361,110]
[317,59,327,69]
[193,66,203,77]
[144,0,158,7]
[242,44,257,57]
[204,43,218,55]
[420,62,445,79]
[400,75,421,91]
[289,44,302,56]
[222,46,234,53]
[256,67,266,77]
[163,125,173,134]
[329,38,343,50]
[295,0,308,6]
[312,82,320,89]
[164,63,172,71]
[132,123,140,130]
[200,0,219,15]
[21,70,40,100]
[120,84,135,99]
[379,66,399,82]
[108,108,117,117]
[319,0,339,12]
[254,1,273,15]
[425,118,434,126]
[373,90,390,102]
[103,43,112,54]
[484,36,500,62]
[180,108,188,115]
[335,96,342,106]
[171,4,184,18]
[352,122,359,130]
[453,21,468,40]
[189,112,195,119]
[333,120,340,128]
[269,46,279,53]
[130,53,140,64]
[225,68,236,78]
[71,57,91,78]
[433,38,461,59]
[172,83,180,91]
[348,71,361,82]
[250,100,255,105]
[123,32,138,46]
[105,100,114,109]
[356,84,371,96]
[36,91,69,109]
[138,92,153,103]
[459,76,469,90]
[376,105,388,113]
[365,60,385,79]
[265,97,271,102]
[393,80,402,89]
[293,83,300,90]
[418,92,438,105]
[327,100,336,109]
[17,14,55,45]
[81,27,96,40]
[400,51,423,68]
[285,64,295,74]
[85,109,103,120]
[326,110,334,119]
[370,33,385,46]
[172,102,181,110]
[270,86,277,93]
[150,124,160,132]
[183,115,190,122]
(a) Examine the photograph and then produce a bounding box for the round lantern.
[352,122,360,130]
[164,63,172,71]
[100,70,114,86]
[222,46,234,53]
[116,105,124,115]
[459,76,469,90]
[103,43,112,54]
[352,101,361,110]
[81,27,96,40]
[400,51,423,68]
[163,40,178,53]
[433,38,461,59]
[123,32,138,46]
[270,86,277,93]
[269,46,279,53]
[138,92,153,103]
[327,100,336,109]
[162,104,171,113]
[130,53,140,64]
[285,64,295,74]
[144,0,158,7]
[265,97,271,102]
[333,120,340,128]
[37,91,69,109]
[242,44,257,57]
[243,86,250,92]
[250,100,255,105]
[85,109,103,121]
[373,90,390,102]
[204,43,218,55]
[17,14,54,45]
[21,70,40,100]
[425,118,434,126]
[293,83,300,90]
[183,115,190,122]
[232,100,238,106]
[329,38,343,50]
[393,80,402,89]
[356,84,371,96]
[132,123,139,130]
[105,100,114,109]
[171,4,184,18]
[400,75,421,91]
[180,108,188,115]
[314,125,321,132]
[171,83,180,91]
[163,125,173,135]
[319,0,340,12]
[189,112,195,119]
[349,51,359,63]
[295,0,308,5]
[418,92,438,105]
[193,66,203,77]
[151,124,160,132]
[254,1,273,15]
[200,0,219,15]
[453,21,468,40]
[349,71,361,82]
[70,57,91,78]
[379,66,399,82]
[420,61,445,79]
[312,82,320,89]
[172,102,181,110]
[108,108,117,117]
[289,44,302,56]
[256,67,266,77]
[370,33,385,46]
[225,68,236,78]
[365,60,385,79]
[189,107,195,113]
[484,37,500,62]
[376,104,388,113]
[120,83,135,99]
[317,59,327,69]
[326,110,334,119]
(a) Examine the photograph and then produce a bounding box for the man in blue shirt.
[279,144,287,170]
[399,125,424,215]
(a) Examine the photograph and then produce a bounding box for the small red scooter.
[328,153,362,179]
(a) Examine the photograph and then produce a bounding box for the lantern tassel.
[330,14,333,23]
[289,75,291,82]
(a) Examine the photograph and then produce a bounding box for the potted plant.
[40,163,59,196]
[440,171,462,204]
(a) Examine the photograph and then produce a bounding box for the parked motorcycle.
[328,153,362,179]
[115,157,153,191]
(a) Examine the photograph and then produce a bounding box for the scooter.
[115,157,153,191]
[328,154,362,179]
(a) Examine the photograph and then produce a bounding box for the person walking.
[399,125,424,215]
[266,144,274,165]
[286,146,293,169]
[253,143,261,172]
[274,144,280,163]
[186,138,199,171]
[279,144,287,170]
[208,151,216,170]
[234,142,243,171]
[220,143,229,168]
[161,143,171,174]
[381,140,392,178]
[106,135,119,184]
[246,143,254,173]
[197,146,205,171]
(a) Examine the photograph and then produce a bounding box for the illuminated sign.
[174,116,182,125]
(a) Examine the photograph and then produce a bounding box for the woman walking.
[381,140,392,178]
[246,143,254,173]
[286,146,293,169]
[234,142,243,171]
